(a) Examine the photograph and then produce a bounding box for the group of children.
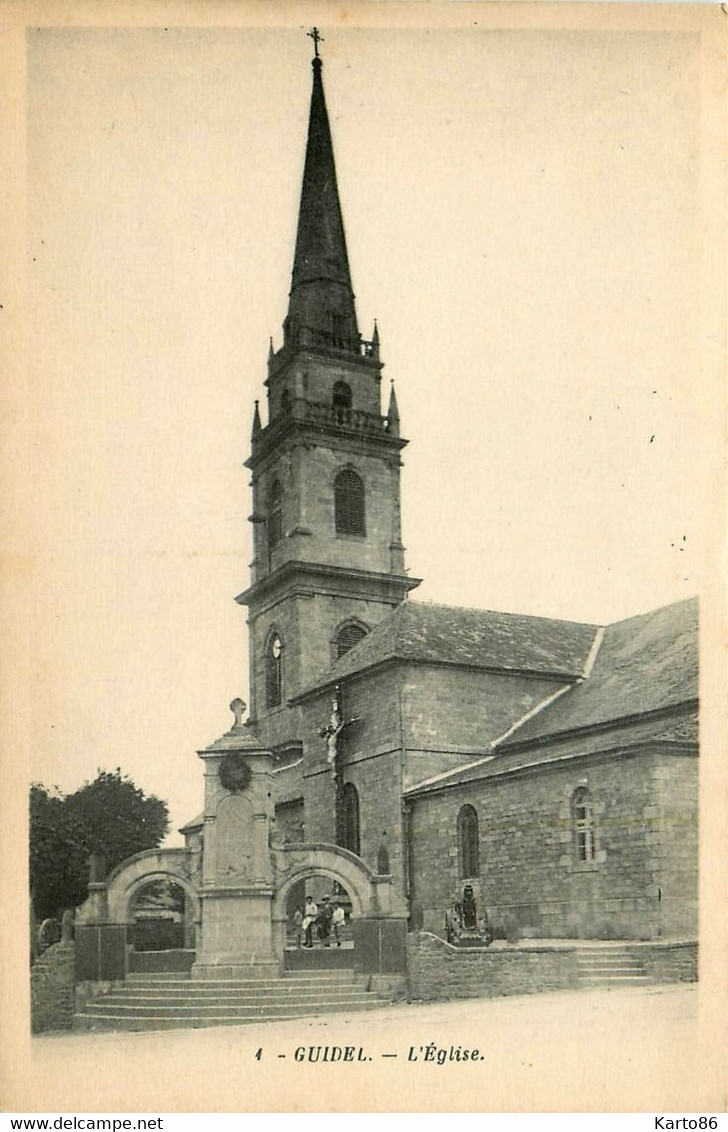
[293,894,346,948]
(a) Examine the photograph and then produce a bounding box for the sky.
[24,18,718,841]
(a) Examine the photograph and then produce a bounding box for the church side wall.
[650,753,698,937]
[402,665,566,788]
[301,669,405,885]
[272,761,305,808]
[408,748,697,940]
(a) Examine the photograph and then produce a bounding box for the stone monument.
[191,699,279,979]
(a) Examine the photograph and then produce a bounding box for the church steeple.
[240,36,420,730]
[284,49,359,352]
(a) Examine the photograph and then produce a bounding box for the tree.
[29,784,89,923]
[29,769,169,921]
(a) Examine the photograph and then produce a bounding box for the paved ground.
[18,984,724,1113]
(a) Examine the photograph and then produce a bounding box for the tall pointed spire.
[387,381,400,437]
[251,400,262,442]
[285,43,359,352]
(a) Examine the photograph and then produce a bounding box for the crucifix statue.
[318,685,359,849]
[318,685,356,775]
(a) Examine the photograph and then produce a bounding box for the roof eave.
[494,696,699,755]
[405,737,699,798]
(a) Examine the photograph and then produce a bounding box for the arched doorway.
[129,878,189,952]
[103,848,201,952]
[271,842,408,977]
[284,874,354,957]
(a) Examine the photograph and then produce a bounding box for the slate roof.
[297,600,599,698]
[498,596,698,750]
[405,706,698,797]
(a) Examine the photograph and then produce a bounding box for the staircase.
[74,969,390,1033]
[575,945,650,989]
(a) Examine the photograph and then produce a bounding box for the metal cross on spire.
[307,26,324,57]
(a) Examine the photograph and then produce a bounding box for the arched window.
[334,469,365,536]
[332,381,352,417]
[335,622,368,659]
[266,632,284,708]
[268,479,282,550]
[280,389,291,415]
[572,787,595,863]
[340,783,360,856]
[457,804,480,878]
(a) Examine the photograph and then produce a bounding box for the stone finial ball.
[229,698,247,727]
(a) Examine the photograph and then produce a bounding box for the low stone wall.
[628,940,698,983]
[31,943,76,1034]
[128,948,195,974]
[407,932,579,1002]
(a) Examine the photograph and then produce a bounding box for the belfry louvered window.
[334,469,365,536]
[335,623,367,659]
[268,479,282,550]
[572,787,595,863]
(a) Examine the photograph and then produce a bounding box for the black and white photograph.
[3,1,726,1116]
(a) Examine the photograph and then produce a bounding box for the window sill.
[335,532,367,541]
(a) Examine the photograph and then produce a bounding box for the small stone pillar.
[60,909,75,946]
[191,699,279,980]
[86,852,108,922]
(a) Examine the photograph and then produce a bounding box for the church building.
[179,44,699,946]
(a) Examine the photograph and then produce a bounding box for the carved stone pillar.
[191,699,279,980]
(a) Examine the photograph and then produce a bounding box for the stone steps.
[74,969,390,1032]
[107,971,364,989]
[575,946,650,988]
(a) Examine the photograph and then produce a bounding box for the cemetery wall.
[31,943,75,1033]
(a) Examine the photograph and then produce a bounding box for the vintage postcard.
[1,0,726,1115]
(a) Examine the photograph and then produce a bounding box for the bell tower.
[237,42,419,755]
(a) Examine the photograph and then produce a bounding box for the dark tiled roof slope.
[301,601,598,696]
[499,596,698,749]
[405,706,697,796]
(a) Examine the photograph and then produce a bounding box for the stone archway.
[270,842,408,975]
[105,848,200,930]
[271,841,406,921]
[75,848,202,983]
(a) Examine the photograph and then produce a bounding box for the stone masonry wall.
[251,590,398,734]
[408,748,698,940]
[406,935,696,1003]
[274,797,305,842]
[407,932,579,1002]
[403,665,564,788]
[302,669,405,884]
[650,754,698,937]
[628,941,698,983]
[31,943,76,1034]
[295,445,401,575]
[251,440,402,588]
